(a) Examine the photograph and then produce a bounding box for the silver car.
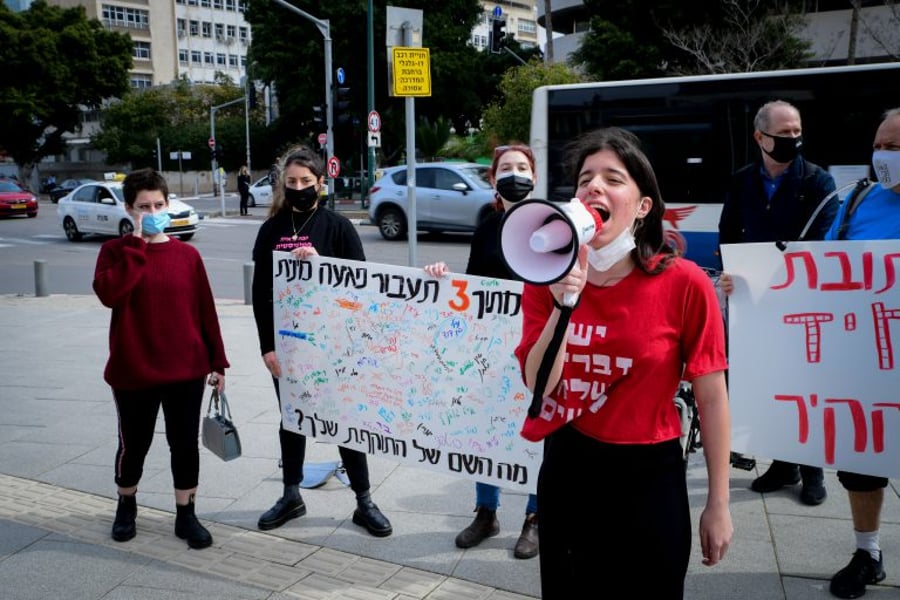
[367,162,494,241]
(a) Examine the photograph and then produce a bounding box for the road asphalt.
[0,203,898,599]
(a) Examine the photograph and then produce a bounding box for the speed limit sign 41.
[327,156,341,178]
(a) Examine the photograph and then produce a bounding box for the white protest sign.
[271,252,540,492]
[721,240,900,478]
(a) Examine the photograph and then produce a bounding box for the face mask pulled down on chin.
[495,172,534,203]
[284,185,319,211]
[761,133,803,164]
[587,227,636,272]
[873,150,900,188]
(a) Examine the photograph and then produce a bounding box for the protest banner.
[722,240,900,478]
[271,252,540,492]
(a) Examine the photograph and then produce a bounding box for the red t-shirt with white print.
[515,256,727,444]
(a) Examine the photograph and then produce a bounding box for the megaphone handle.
[562,292,578,307]
[528,305,574,419]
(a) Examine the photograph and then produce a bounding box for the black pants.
[112,378,205,490]
[239,192,249,215]
[272,378,370,494]
[538,426,690,600]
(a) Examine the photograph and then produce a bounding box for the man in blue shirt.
[719,100,838,506]
[825,107,900,600]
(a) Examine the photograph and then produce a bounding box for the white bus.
[529,62,900,270]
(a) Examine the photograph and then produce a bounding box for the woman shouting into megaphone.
[514,127,733,600]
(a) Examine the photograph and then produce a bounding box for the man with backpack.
[824,107,900,600]
[719,99,839,506]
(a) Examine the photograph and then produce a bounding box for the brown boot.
[513,513,538,559]
[455,506,499,548]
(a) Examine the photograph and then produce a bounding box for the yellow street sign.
[391,47,431,97]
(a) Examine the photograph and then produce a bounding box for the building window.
[229,54,238,67]
[202,22,212,38]
[241,55,247,67]
[217,53,227,66]
[201,0,211,6]
[239,26,248,43]
[225,0,236,11]
[239,0,248,12]
[133,41,151,60]
[191,50,202,64]
[102,4,149,30]
[227,25,236,38]
[187,0,198,5]
[131,74,153,89]
[190,20,199,35]
[213,0,223,9]
[177,18,186,37]
[204,51,214,65]
[518,19,536,35]
[179,49,189,64]
[215,23,224,38]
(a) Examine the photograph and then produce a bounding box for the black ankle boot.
[258,484,307,531]
[174,496,213,549]
[352,491,392,537]
[455,505,499,548]
[112,493,137,542]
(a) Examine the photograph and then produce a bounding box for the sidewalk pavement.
[0,294,898,600]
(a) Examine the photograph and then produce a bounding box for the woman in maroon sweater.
[93,168,229,550]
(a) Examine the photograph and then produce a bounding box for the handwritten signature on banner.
[721,241,900,478]
[271,252,540,492]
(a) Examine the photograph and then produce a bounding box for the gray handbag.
[202,389,242,461]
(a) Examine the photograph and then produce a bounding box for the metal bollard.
[34,259,48,297]
[243,262,254,305]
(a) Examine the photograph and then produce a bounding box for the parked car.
[248,175,273,207]
[48,178,96,203]
[57,181,199,242]
[0,178,38,218]
[367,162,494,241]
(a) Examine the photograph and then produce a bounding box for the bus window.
[531,63,900,270]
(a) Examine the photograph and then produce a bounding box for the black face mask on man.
[761,133,803,164]
[284,185,318,212]
[495,172,534,203]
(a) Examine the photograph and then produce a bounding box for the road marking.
[0,237,49,245]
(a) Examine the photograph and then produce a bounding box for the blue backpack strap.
[836,178,874,240]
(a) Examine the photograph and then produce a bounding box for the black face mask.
[284,185,318,212]
[495,173,534,203]
[761,133,802,164]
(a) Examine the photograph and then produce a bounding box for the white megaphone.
[500,198,603,306]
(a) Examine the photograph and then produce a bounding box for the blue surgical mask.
[141,212,171,235]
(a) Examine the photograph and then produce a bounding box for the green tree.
[480,61,582,147]
[0,1,132,181]
[92,78,272,173]
[415,116,452,161]
[571,0,810,79]
[245,0,496,165]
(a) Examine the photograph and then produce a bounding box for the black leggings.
[273,378,370,494]
[538,426,690,600]
[113,378,205,490]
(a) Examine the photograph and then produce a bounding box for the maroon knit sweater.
[93,235,229,391]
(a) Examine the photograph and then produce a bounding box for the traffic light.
[247,86,257,110]
[312,104,325,126]
[333,86,351,125]
[490,17,506,54]
[210,146,217,161]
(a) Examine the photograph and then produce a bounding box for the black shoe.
[513,513,539,559]
[352,499,393,537]
[750,460,800,493]
[830,549,886,599]
[455,506,500,549]
[174,500,213,549]
[258,495,307,531]
[111,494,137,542]
[799,466,827,505]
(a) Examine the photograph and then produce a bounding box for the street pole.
[210,96,244,216]
[270,0,334,200]
[156,137,162,172]
[244,78,252,172]
[403,21,417,268]
[366,0,374,206]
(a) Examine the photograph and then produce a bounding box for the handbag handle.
[207,389,233,421]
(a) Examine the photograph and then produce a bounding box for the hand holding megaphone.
[500,198,603,306]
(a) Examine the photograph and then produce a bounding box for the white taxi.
[57,181,200,242]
